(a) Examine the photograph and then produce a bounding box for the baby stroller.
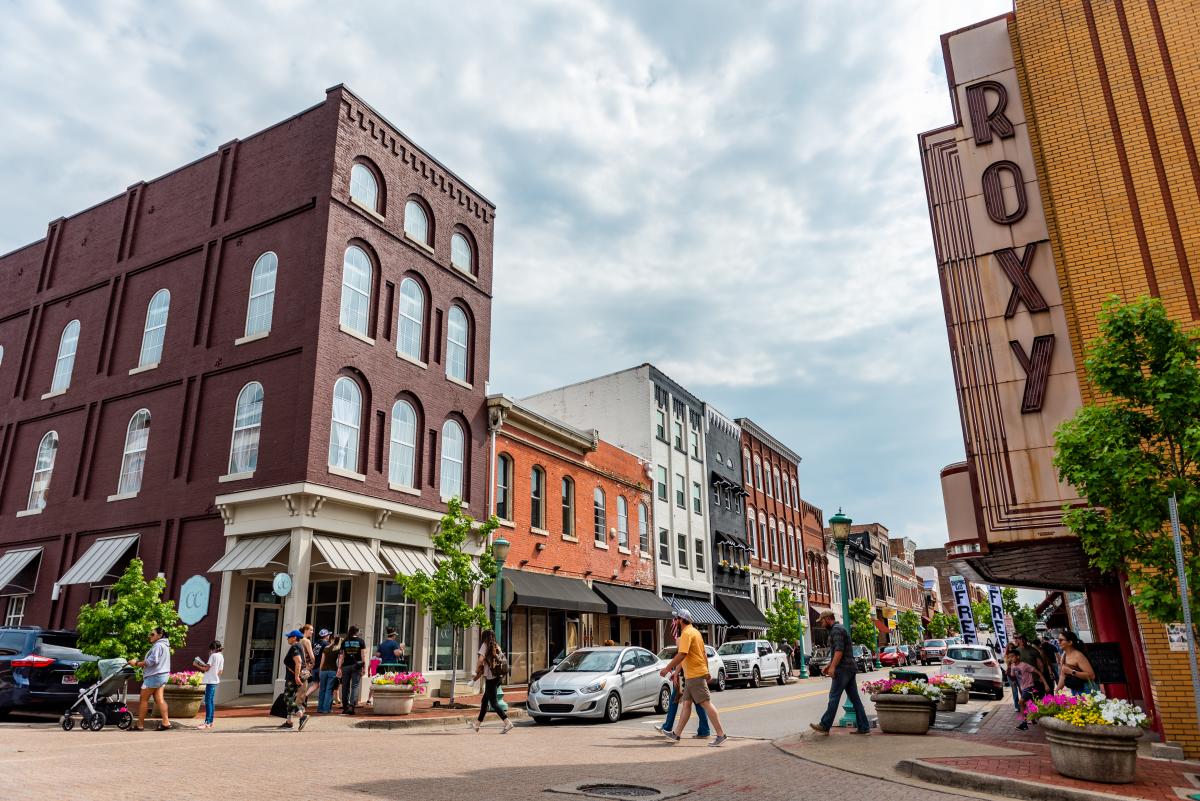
[60,658,134,732]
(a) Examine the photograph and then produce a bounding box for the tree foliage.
[971,600,993,631]
[1013,604,1039,641]
[927,611,958,639]
[1001,587,1020,616]
[74,558,188,682]
[765,588,804,645]
[1053,296,1200,624]
[896,610,922,644]
[848,597,876,647]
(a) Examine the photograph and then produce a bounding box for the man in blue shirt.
[810,610,870,735]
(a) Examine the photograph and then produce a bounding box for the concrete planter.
[871,693,934,735]
[936,694,957,712]
[1040,716,1143,784]
[151,685,204,720]
[956,689,969,705]
[372,686,416,716]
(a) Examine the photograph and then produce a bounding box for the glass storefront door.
[242,606,281,693]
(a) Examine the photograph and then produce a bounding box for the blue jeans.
[663,684,709,735]
[819,670,869,732]
[340,664,362,711]
[203,684,216,725]
[318,670,337,713]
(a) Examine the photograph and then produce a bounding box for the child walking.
[197,640,224,730]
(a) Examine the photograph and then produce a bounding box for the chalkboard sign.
[1083,642,1126,684]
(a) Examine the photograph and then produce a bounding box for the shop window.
[4,596,26,627]
[373,581,417,669]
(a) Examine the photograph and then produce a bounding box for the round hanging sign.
[178,575,211,626]
[272,572,293,598]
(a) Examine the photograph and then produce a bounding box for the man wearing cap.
[337,625,367,715]
[657,608,728,747]
[281,630,310,731]
[810,611,869,735]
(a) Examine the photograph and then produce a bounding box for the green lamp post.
[828,508,859,729]
[492,534,510,712]
[797,579,808,678]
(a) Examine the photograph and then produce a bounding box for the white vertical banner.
[949,575,978,644]
[987,585,1008,654]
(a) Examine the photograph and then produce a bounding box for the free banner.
[949,575,978,644]
[987,585,1008,654]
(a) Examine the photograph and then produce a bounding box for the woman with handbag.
[472,629,512,733]
[1055,631,1098,695]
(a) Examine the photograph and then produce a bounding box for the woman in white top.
[198,640,224,730]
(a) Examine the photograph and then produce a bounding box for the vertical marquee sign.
[987,585,1008,653]
[949,575,978,645]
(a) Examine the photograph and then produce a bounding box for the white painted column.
[275,526,313,695]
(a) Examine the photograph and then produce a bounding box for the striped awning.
[379,545,437,577]
[58,534,139,586]
[209,535,290,573]
[665,595,728,626]
[312,535,387,574]
[0,547,42,594]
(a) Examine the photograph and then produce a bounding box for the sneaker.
[850,729,870,735]
[278,721,293,730]
[653,724,664,733]
[809,723,830,736]
[1017,722,1029,731]
[662,730,680,743]
[298,714,309,732]
[708,734,728,747]
[469,721,481,732]
[501,721,514,734]
[692,733,710,739]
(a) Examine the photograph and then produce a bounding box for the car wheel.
[604,693,622,723]
[993,688,1005,701]
[715,670,726,692]
[60,714,74,732]
[776,666,786,685]
[655,685,670,714]
[749,667,761,689]
[531,715,552,725]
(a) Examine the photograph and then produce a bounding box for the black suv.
[0,628,98,716]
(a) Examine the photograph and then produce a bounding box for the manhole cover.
[547,779,689,800]
[577,785,659,799]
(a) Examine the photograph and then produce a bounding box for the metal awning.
[665,595,728,626]
[501,569,606,613]
[312,535,387,574]
[380,545,437,577]
[591,583,674,620]
[714,592,768,630]
[0,547,42,594]
[209,535,290,573]
[715,530,748,549]
[58,534,139,586]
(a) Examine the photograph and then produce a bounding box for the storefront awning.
[502,569,606,613]
[0,547,42,594]
[58,534,139,585]
[714,592,768,630]
[592,583,674,620]
[666,595,728,626]
[209,535,290,572]
[380,545,437,577]
[312,535,388,574]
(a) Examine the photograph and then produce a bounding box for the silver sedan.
[527,646,671,724]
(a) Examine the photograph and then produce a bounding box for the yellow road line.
[720,689,827,713]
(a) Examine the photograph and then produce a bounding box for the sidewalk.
[209,688,528,727]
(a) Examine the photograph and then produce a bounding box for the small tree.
[848,597,876,648]
[765,588,804,646]
[896,610,922,644]
[1001,587,1021,616]
[1013,604,1039,641]
[1054,296,1199,625]
[395,497,499,708]
[971,600,993,632]
[74,558,187,682]
[927,611,958,639]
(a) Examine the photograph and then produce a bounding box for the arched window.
[328,377,362,472]
[228,382,264,475]
[446,306,469,382]
[773,468,782,500]
[245,252,277,337]
[791,478,799,509]
[350,163,380,211]
[26,431,58,511]
[767,518,777,563]
[451,232,473,274]
[404,200,430,245]
[339,245,372,336]
[137,289,170,368]
[439,420,464,500]
[397,278,425,362]
[782,476,791,507]
[561,476,575,536]
[747,509,758,555]
[616,496,629,549]
[752,455,763,490]
[593,487,607,543]
[530,466,545,529]
[638,502,649,553]
[494,454,512,520]
[743,448,752,487]
[117,409,151,496]
[389,400,417,489]
[779,520,788,566]
[50,320,80,393]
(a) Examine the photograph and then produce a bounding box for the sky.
[0,0,1013,552]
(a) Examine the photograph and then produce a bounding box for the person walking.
[128,626,173,732]
[294,624,316,710]
[309,628,329,707]
[316,631,340,714]
[1014,633,1051,697]
[1038,634,1061,687]
[1003,643,1024,713]
[791,640,804,676]
[337,625,366,715]
[654,617,710,738]
[280,630,310,731]
[196,640,224,730]
[472,629,513,733]
[1005,645,1036,730]
[1055,631,1097,695]
[809,610,869,736]
[657,609,728,746]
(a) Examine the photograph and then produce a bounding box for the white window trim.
[339,324,376,346]
[446,375,473,390]
[397,351,428,370]
[107,491,138,503]
[389,482,421,497]
[218,471,255,483]
[137,290,170,369]
[530,527,550,537]
[40,388,66,401]
[128,363,158,376]
[328,465,367,482]
[244,252,278,338]
[351,196,386,222]
[15,508,41,518]
[234,331,270,346]
[404,231,435,255]
[593,538,609,551]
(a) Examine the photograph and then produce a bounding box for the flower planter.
[956,689,969,705]
[936,694,957,713]
[1040,717,1143,784]
[151,685,204,719]
[871,693,934,735]
[372,686,417,716]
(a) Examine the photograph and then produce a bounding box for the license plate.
[61,675,78,685]
[962,667,975,674]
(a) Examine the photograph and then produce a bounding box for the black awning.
[714,592,768,630]
[715,530,748,549]
[502,569,606,613]
[592,583,674,620]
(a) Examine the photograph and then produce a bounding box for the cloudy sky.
[1,0,1011,550]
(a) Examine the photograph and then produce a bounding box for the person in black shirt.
[337,625,366,715]
[281,630,310,731]
[810,611,870,735]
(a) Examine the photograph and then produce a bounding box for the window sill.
[389,483,421,497]
[107,492,138,503]
[351,196,386,222]
[440,497,468,508]
[218,471,255,483]
[405,232,435,255]
[328,465,367,482]
[397,352,428,370]
[639,552,652,561]
[451,266,478,283]
[129,363,159,376]
[593,539,609,551]
[446,375,473,390]
[530,527,549,537]
[562,534,579,543]
[41,389,66,400]
[235,331,270,346]
[339,324,375,346]
[16,508,42,518]
[496,518,515,529]
[617,546,631,555]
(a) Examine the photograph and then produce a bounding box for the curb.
[356,709,527,731]
[897,758,1148,801]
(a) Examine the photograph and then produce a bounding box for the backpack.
[492,647,510,681]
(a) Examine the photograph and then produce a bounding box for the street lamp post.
[492,535,510,713]
[797,579,808,678]
[829,508,859,729]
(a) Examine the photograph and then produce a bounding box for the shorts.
[682,676,711,705]
[142,673,168,689]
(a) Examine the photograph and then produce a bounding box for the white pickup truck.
[716,639,790,688]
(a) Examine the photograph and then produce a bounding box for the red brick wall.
[740,431,805,581]
[801,500,831,606]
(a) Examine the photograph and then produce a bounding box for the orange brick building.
[486,396,664,684]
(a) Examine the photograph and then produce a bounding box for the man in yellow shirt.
[657,608,728,746]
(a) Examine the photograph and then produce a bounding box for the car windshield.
[555,650,619,673]
[883,647,897,654]
[717,642,755,655]
[657,647,677,660]
[925,640,946,648]
[947,647,989,661]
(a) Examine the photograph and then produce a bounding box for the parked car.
[920,639,949,665]
[526,646,670,724]
[0,628,98,717]
[717,639,789,688]
[897,644,916,662]
[878,645,909,668]
[941,645,1005,699]
[657,644,726,691]
[807,644,873,676]
[851,644,873,672]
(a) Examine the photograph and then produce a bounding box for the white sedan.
[657,645,726,691]
[527,646,671,724]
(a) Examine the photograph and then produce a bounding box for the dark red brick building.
[0,85,495,700]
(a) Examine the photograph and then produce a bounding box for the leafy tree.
[74,558,188,682]
[1001,587,1020,616]
[971,600,993,631]
[394,497,499,707]
[896,610,922,645]
[765,588,805,646]
[848,597,876,649]
[927,611,958,639]
[1013,604,1039,641]
[1054,296,1199,624]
